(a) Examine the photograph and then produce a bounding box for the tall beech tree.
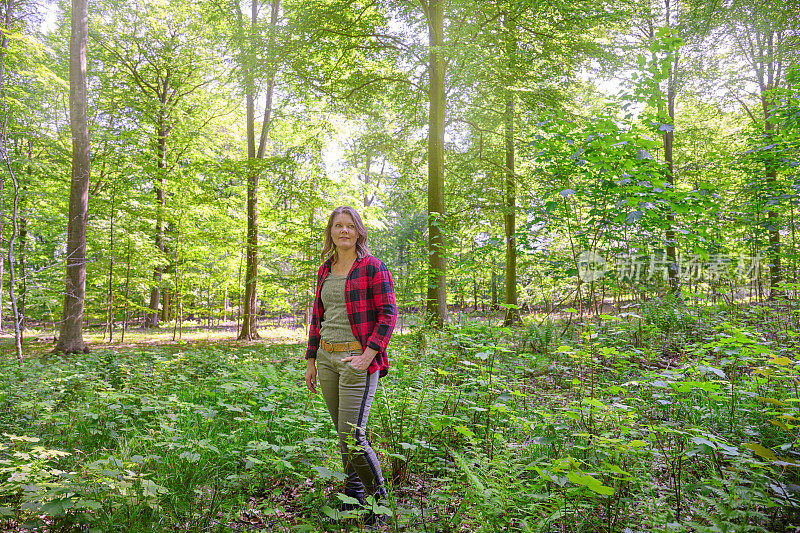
[723,0,795,297]
[287,0,458,326]
[93,0,218,327]
[458,0,612,322]
[641,1,683,294]
[424,0,447,327]
[229,0,281,340]
[55,0,90,354]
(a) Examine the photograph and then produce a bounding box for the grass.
[0,299,799,531]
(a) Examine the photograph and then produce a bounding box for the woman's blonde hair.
[321,206,370,263]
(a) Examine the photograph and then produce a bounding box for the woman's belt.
[320,339,363,353]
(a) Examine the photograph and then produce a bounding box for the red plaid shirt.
[305,254,397,377]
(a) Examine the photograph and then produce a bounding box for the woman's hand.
[306,360,318,393]
[342,347,377,371]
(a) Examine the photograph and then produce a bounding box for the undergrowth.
[0,299,799,531]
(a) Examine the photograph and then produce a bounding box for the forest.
[0,0,799,530]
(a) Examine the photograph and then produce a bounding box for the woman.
[305,206,396,515]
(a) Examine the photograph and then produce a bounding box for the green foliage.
[3,298,800,530]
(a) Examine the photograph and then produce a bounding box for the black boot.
[364,487,391,529]
[340,486,365,512]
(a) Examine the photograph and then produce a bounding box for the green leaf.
[336,493,362,506]
[455,425,476,439]
[372,504,393,516]
[40,498,73,517]
[759,397,787,407]
[770,356,793,366]
[566,472,614,495]
[312,466,347,481]
[744,443,777,461]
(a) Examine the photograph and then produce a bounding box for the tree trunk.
[239,0,280,340]
[237,245,243,335]
[146,77,170,329]
[239,161,261,339]
[364,152,372,207]
[0,0,10,334]
[736,22,785,297]
[56,0,91,354]
[17,188,26,331]
[663,0,679,294]
[144,137,167,328]
[104,175,115,341]
[491,257,497,309]
[145,127,167,327]
[121,238,131,344]
[161,287,170,323]
[764,82,782,296]
[503,12,519,326]
[5,162,22,363]
[0,168,4,333]
[1,24,23,361]
[172,255,181,341]
[425,0,447,327]
[223,284,228,324]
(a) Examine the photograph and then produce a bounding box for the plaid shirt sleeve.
[364,261,396,354]
[346,256,396,376]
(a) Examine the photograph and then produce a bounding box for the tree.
[723,0,796,297]
[55,0,90,354]
[233,0,281,340]
[93,0,220,327]
[424,0,447,327]
[0,0,24,361]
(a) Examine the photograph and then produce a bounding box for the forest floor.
[1,298,800,532]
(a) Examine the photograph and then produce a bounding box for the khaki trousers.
[316,347,386,500]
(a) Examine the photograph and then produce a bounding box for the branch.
[165,112,227,174]
[343,75,424,100]
[730,92,760,125]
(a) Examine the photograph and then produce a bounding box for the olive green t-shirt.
[320,273,359,343]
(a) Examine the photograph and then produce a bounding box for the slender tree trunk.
[239,0,280,340]
[503,12,519,326]
[240,159,261,339]
[237,243,243,335]
[1,25,22,361]
[791,205,797,284]
[172,255,181,341]
[55,0,91,354]
[0,168,4,333]
[145,188,164,327]
[17,186,25,331]
[6,159,22,363]
[491,256,497,309]
[664,3,679,294]
[425,0,447,327]
[364,152,371,207]
[146,111,168,328]
[0,0,11,335]
[121,238,131,343]
[765,115,782,297]
[104,176,115,341]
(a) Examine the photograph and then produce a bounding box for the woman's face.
[331,213,358,253]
